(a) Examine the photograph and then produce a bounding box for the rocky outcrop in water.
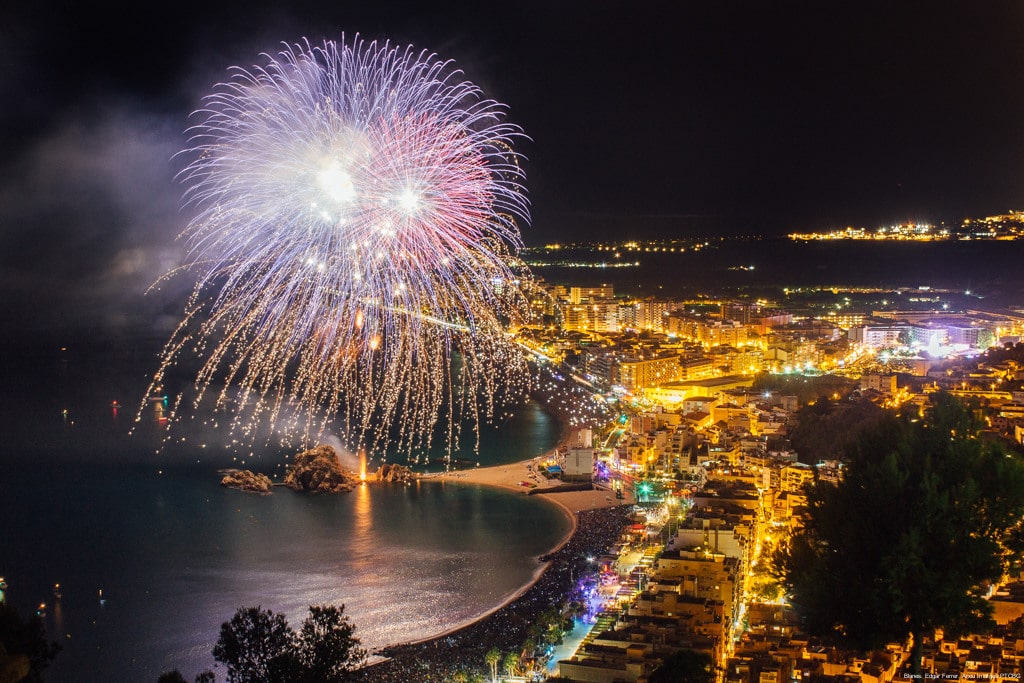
[375,463,415,483]
[220,469,274,494]
[284,444,359,493]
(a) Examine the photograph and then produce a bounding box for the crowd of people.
[352,504,634,682]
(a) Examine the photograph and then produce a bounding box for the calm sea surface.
[0,341,569,681]
[531,236,1024,304]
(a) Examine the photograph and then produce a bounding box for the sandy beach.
[423,455,634,514]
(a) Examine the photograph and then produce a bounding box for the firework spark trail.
[145,36,531,456]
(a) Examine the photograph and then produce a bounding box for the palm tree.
[564,598,587,627]
[484,647,501,683]
[503,650,520,678]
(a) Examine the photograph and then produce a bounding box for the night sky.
[2,0,1024,335]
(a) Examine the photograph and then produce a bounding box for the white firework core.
[146,36,532,456]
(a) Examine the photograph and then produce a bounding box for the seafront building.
[526,274,1024,682]
[525,282,1024,383]
[518,279,1024,446]
[550,399,1024,683]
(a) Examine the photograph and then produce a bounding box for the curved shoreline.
[353,441,635,682]
[397,443,629,645]
[354,502,633,682]
[381,414,631,643]
[397,478,579,648]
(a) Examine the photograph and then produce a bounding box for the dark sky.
[2,0,1024,335]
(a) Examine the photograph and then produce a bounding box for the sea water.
[0,342,569,681]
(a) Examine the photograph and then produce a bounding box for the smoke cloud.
[0,103,194,339]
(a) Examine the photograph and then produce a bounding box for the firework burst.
[147,36,531,456]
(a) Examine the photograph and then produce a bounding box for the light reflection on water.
[0,324,572,682]
[0,463,572,682]
[0,339,569,679]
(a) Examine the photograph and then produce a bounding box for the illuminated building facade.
[569,284,615,304]
[618,353,682,392]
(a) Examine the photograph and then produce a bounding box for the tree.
[788,396,888,463]
[484,647,501,683]
[544,621,564,646]
[212,604,366,683]
[502,649,521,677]
[647,649,714,683]
[520,636,537,663]
[294,604,366,682]
[0,602,60,683]
[565,598,587,623]
[748,534,785,603]
[212,606,296,683]
[778,392,1024,674]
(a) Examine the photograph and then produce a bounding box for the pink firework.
[146,36,532,456]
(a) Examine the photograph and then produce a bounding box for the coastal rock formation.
[284,444,358,493]
[220,469,273,494]
[375,463,415,483]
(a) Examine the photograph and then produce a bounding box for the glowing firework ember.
[147,36,531,455]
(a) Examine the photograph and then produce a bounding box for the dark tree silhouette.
[156,672,187,683]
[212,604,366,683]
[779,392,1024,674]
[0,602,60,683]
[648,649,714,683]
[788,396,888,463]
[294,604,366,682]
[212,606,296,683]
